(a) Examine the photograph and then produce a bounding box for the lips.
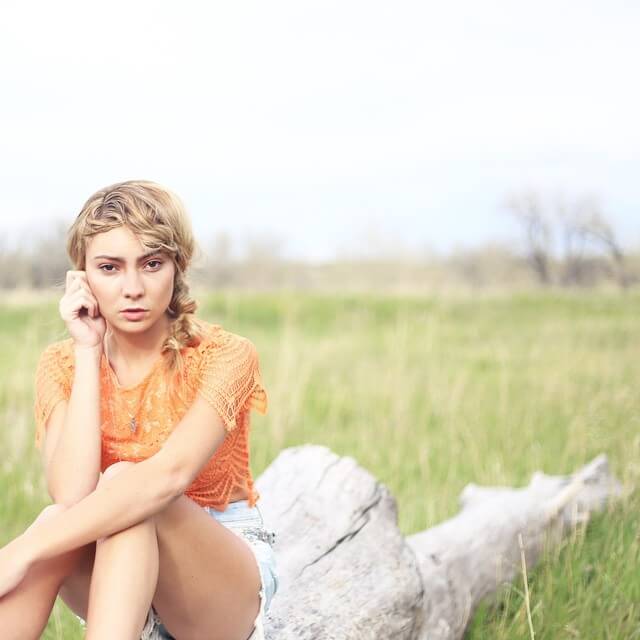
[121,309,148,321]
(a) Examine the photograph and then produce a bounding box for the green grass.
[1,290,638,638]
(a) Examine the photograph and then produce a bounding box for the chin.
[114,316,152,330]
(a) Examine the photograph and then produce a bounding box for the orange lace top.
[33,320,268,510]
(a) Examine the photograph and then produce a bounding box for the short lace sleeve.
[196,332,268,434]
[33,342,73,450]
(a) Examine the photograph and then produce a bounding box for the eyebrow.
[92,250,162,262]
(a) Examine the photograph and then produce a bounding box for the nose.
[122,269,145,300]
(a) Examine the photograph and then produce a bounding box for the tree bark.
[255,447,623,640]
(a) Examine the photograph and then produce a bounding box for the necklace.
[123,394,142,434]
[107,366,147,434]
[104,336,155,434]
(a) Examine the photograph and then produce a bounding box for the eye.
[98,260,162,273]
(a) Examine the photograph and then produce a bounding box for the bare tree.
[505,190,634,289]
[238,231,287,289]
[577,200,630,289]
[28,220,70,289]
[553,194,630,289]
[195,230,237,289]
[504,190,553,285]
[0,220,69,289]
[554,193,591,286]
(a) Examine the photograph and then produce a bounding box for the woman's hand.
[59,270,107,349]
[0,536,34,599]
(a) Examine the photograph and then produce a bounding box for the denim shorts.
[75,499,279,640]
[153,499,279,639]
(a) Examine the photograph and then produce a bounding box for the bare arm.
[45,345,102,506]
[22,393,229,565]
[42,268,107,505]
[24,452,179,564]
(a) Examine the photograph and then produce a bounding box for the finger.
[65,277,81,295]
[60,289,83,317]
[65,270,86,287]
[76,281,93,299]
[71,290,97,318]
[65,271,86,294]
[60,288,98,321]
[68,281,95,305]
[84,295,97,319]
[77,278,98,300]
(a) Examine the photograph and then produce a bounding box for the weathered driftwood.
[255,445,623,640]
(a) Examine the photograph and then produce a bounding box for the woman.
[0,180,279,640]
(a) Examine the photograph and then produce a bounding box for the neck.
[105,314,172,369]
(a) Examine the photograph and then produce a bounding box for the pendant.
[130,416,137,433]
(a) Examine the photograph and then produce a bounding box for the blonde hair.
[66,179,206,403]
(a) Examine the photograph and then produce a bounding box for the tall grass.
[1,290,638,638]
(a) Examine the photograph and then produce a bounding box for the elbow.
[47,475,100,507]
[154,454,190,501]
[164,470,189,501]
[169,475,189,502]
[48,485,98,508]
[46,466,100,507]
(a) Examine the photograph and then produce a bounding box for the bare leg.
[85,515,159,640]
[0,505,91,640]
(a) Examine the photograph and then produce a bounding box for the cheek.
[86,277,110,304]
[153,271,175,301]
[163,268,176,293]
[86,275,101,295]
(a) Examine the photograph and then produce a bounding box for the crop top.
[33,320,268,511]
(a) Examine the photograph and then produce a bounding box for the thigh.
[150,495,264,640]
[152,501,280,640]
[57,542,96,622]
[204,502,279,615]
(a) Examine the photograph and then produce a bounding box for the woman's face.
[84,225,176,334]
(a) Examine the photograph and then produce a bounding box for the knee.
[24,503,68,534]
[41,503,68,519]
[98,461,136,485]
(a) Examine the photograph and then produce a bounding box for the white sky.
[0,1,638,261]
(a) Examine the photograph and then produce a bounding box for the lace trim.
[33,341,73,449]
[196,332,268,433]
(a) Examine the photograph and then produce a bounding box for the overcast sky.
[0,1,638,261]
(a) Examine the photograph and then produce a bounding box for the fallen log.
[256,446,623,640]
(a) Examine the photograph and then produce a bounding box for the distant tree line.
[504,190,634,289]
[0,191,637,292]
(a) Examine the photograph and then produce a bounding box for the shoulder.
[188,321,261,385]
[192,320,258,362]
[34,338,75,390]
[190,320,267,423]
[36,338,75,371]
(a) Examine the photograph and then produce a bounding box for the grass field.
[1,290,638,638]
